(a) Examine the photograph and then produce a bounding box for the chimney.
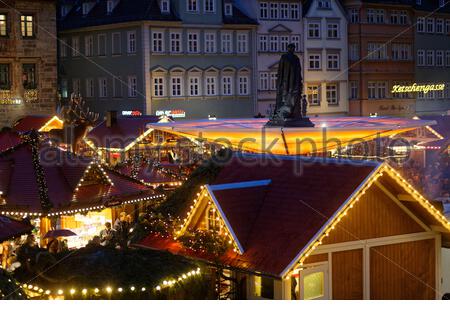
[106,111,117,128]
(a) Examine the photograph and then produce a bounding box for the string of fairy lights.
[0,194,165,218]
[18,267,201,299]
[283,163,450,278]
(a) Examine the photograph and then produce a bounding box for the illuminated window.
[303,272,324,300]
[20,15,34,38]
[0,64,10,89]
[307,84,320,105]
[0,14,7,36]
[22,63,37,89]
[254,276,274,299]
[207,208,220,231]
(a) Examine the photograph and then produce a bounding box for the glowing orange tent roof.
[147,116,435,155]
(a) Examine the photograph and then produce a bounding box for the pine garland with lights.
[178,229,230,257]
[131,153,141,179]
[24,131,53,213]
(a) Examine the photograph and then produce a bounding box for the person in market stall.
[99,222,115,247]
[114,212,133,249]
[16,235,40,267]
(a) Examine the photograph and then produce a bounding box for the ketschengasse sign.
[391,83,446,94]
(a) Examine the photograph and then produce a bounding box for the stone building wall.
[0,0,57,128]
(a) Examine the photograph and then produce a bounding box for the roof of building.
[86,116,162,149]
[140,154,450,276]
[13,115,55,132]
[0,136,154,215]
[59,0,256,30]
[117,163,181,185]
[418,115,450,139]
[0,131,21,153]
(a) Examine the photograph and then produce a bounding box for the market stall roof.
[86,115,168,150]
[117,163,181,186]
[146,116,435,155]
[0,216,34,242]
[140,155,450,277]
[13,115,63,133]
[0,130,21,153]
[0,136,159,217]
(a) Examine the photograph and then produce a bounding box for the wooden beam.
[397,194,416,202]
[430,225,450,233]
[374,181,431,232]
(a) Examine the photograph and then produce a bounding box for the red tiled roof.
[0,141,154,214]
[13,115,54,132]
[419,115,450,139]
[141,156,379,276]
[87,116,161,149]
[0,131,21,152]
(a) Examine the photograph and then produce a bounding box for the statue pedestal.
[265,117,315,128]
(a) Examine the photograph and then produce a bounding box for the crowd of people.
[397,154,450,201]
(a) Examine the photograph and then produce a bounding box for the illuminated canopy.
[147,117,436,155]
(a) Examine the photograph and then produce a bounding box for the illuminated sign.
[156,109,186,118]
[0,90,22,105]
[121,110,143,116]
[391,83,445,94]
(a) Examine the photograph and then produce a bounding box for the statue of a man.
[273,43,303,120]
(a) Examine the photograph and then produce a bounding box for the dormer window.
[224,3,233,16]
[61,5,70,18]
[318,0,331,9]
[82,2,94,16]
[439,0,445,7]
[161,0,170,13]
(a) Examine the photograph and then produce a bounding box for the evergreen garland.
[25,131,53,213]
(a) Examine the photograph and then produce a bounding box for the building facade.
[343,0,416,116]
[303,0,349,115]
[235,0,303,116]
[413,0,450,115]
[0,0,57,128]
[58,0,257,120]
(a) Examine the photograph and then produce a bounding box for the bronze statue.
[266,44,314,127]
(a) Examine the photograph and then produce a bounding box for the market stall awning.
[146,117,436,155]
[13,115,63,133]
[0,216,34,242]
[0,130,21,153]
[0,137,159,217]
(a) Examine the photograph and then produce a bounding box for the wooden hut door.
[299,263,329,300]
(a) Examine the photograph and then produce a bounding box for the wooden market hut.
[85,112,177,164]
[140,155,450,300]
[13,115,64,133]
[0,134,163,247]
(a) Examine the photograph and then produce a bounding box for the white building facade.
[234,0,304,116]
[303,0,348,115]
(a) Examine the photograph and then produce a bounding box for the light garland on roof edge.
[283,164,450,278]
